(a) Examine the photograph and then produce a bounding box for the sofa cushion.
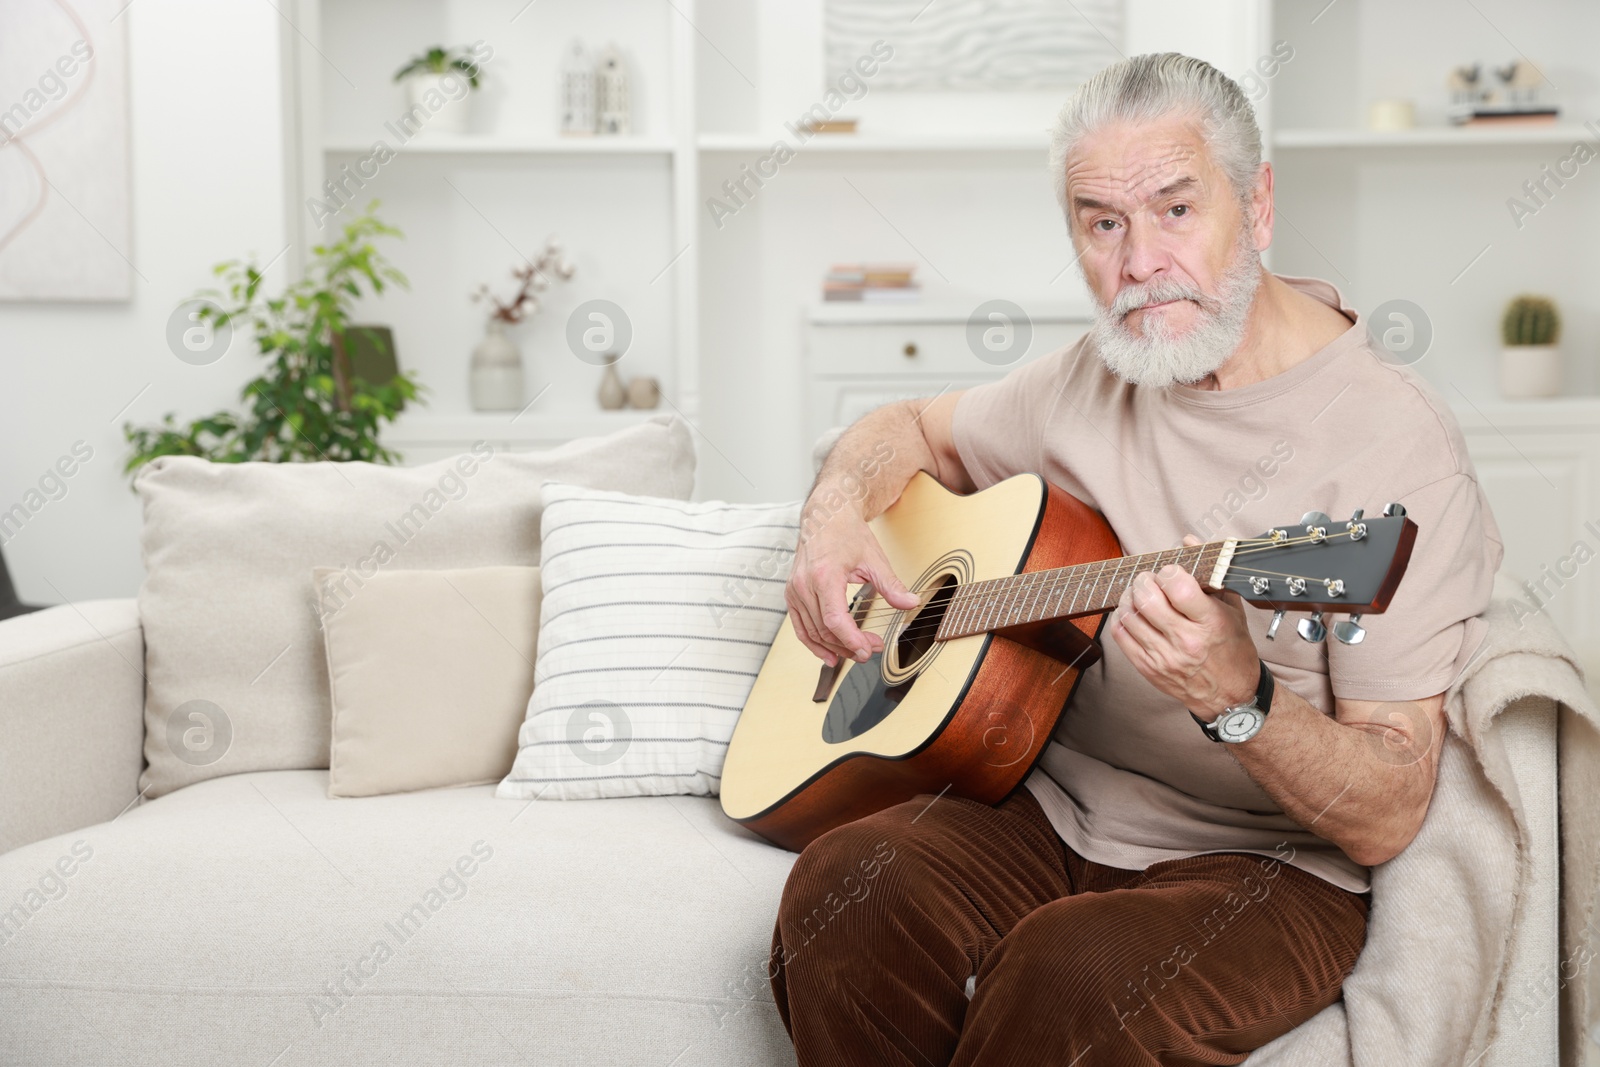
[498,482,801,801]
[316,565,542,798]
[0,770,798,1066]
[134,415,694,799]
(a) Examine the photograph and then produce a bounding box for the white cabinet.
[1456,401,1600,685]
[803,302,1093,461]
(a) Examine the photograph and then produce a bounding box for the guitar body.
[720,470,1122,852]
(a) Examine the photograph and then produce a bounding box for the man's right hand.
[786,391,970,668]
[785,511,921,668]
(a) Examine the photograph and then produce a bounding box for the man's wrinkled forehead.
[1064,129,1214,212]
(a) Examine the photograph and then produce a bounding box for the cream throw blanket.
[1247,580,1599,1066]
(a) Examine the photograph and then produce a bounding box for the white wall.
[0,0,290,603]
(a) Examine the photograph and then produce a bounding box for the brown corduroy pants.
[768,786,1368,1067]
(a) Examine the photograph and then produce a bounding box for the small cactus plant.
[1502,295,1561,347]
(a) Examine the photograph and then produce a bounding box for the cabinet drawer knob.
[903,342,918,358]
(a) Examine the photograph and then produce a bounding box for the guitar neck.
[935,540,1236,641]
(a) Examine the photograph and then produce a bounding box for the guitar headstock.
[1218,506,1417,645]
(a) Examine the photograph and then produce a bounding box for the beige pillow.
[134,414,694,799]
[315,565,541,798]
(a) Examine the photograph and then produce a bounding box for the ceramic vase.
[404,73,470,135]
[470,320,523,411]
[1498,345,1561,399]
[598,357,627,410]
[626,375,660,408]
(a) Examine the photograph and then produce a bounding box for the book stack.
[1452,106,1560,126]
[823,263,920,303]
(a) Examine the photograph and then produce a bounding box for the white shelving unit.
[697,132,1053,154]
[323,135,676,155]
[1273,124,1596,149]
[282,0,701,449]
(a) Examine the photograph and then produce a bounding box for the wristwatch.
[1190,660,1275,744]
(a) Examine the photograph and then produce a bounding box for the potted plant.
[468,237,576,411]
[124,204,423,474]
[1499,294,1562,399]
[393,44,488,135]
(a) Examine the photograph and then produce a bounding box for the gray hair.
[1047,52,1262,222]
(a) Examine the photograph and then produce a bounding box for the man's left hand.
[1109,539,1261,721]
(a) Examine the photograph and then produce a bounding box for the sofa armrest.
[0,599,145,855]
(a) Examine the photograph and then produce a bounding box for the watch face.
[1215,707,1265,743]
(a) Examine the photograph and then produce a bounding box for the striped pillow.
[496,482,802,800]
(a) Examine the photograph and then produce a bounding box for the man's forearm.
[1226,685,1439,867]
[801,400,940,543]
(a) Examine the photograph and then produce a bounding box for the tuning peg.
[1299,511,1332,543]
[1333,614,1366,645]
[1265,609,1285,640]
[1297,610,1327,643]
[1381,503,1407,518]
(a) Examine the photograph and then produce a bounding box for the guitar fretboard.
[935,541,1231,640]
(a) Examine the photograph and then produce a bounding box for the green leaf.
[122,204,423,481]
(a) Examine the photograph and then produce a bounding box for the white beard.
[1089,233,1262,388]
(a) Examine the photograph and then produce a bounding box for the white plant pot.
[1498,345,1562,399]
[403,73,471,135]
[470,321,523,411]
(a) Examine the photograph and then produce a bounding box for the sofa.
[0,415,1577,1066]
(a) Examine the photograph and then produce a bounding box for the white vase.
[597,359,628,410]
[1499,345,1562,399]
[470,320,523,411]
[404,73,471,135]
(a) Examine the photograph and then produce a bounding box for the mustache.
[1108,277,1221,320]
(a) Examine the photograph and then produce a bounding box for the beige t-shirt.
[949,275,1504,893]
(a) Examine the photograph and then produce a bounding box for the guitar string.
[847,570,1366,646]
[835,528,1360,630]
[835,524,1367,624]
[820,529,1378,644]
[838,562,1355,643]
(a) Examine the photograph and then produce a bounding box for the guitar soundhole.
[893,573,957,667]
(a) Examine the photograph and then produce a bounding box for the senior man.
[768,52,1502,1066]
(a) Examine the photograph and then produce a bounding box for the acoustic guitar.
[720,470,1417,852]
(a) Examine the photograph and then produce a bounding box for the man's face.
[1067,113,1255,327]
[1063,112,1268,385]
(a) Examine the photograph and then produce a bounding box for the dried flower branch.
[472,236,576,324]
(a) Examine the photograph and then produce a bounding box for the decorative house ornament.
[595,43,631,135]
[560,40,595,136]
[1447,59,1556,125]
[1494,59,1545,110]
